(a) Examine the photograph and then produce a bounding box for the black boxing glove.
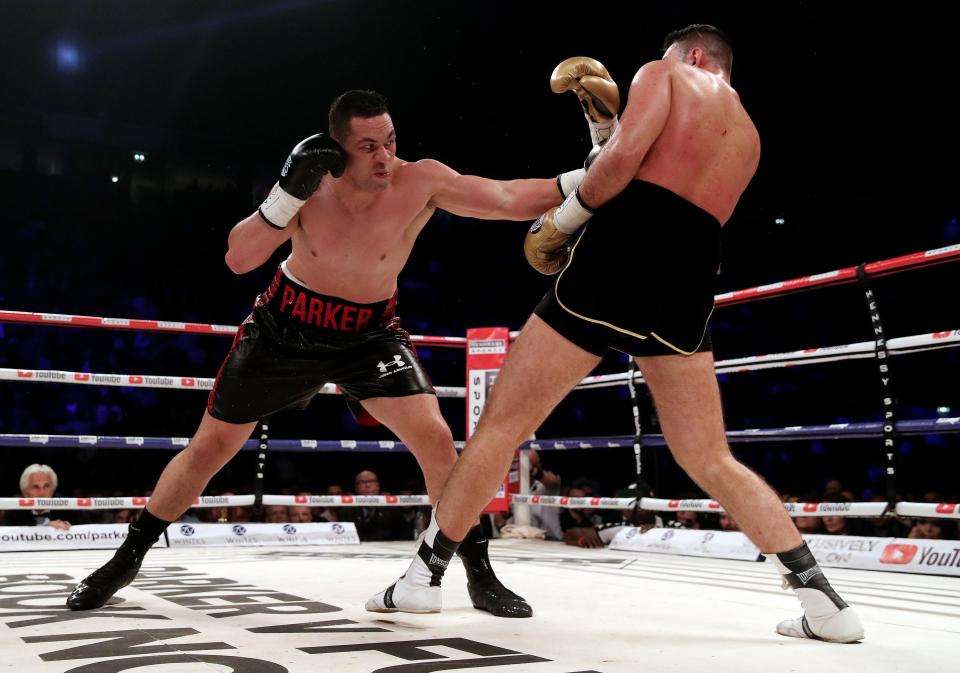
[258,134,346,229]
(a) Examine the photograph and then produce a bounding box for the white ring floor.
[1,539,957,672]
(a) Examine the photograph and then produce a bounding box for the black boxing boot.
[457,524,533,618]
[770,542,864,642]
[66,509,170,610]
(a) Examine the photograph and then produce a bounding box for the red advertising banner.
[466,327,513,513]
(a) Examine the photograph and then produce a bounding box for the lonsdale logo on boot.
[795,566,823,585]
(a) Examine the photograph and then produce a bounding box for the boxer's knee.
[683,454,741,492]
[418,419,457,468]
[434,421,456,453]
[184,424,247,474]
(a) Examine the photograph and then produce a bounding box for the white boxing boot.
[769,542,864,643]
[366,510,460,614]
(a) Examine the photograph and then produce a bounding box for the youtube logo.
[880,543,918,565]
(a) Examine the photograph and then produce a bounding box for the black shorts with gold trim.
[207,265,434,424]
[534,180,721,358]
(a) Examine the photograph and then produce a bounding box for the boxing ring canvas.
[2,540,957,673]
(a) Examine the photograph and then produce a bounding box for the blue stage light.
[55,41,81,72]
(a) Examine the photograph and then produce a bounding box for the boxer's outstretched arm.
[422,159,562,220]
[225,190,295,274]
[579,61,672,209]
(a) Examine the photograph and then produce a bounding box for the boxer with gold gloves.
[370,24,864,646]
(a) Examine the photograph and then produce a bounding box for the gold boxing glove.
[524,189,595,275]
[550,56,620,145]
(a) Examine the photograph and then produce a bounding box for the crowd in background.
[7,455,956,544]
[1,72,957,543]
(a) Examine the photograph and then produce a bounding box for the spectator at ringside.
[675,510,701,530]
[6,464,87,529]
[820,497,863,536]
[559,486,604,533]
[789,494,824,535]
[908,518,947,540]
[563,482,664,549]
[290,492,329,523]
[263,505,291,523]
[398,478,430,538]
[322,483,345,522]
[340,470,412,540]
[719,511,741,532]
[205,491,252,523]
[866,494,907,538]
[494,449,564,539]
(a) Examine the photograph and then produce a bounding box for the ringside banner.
[803,534,960,576]
[166,522,359,547]
[609,527,763,561]
[0,524,163,552]
[609,527,960,576]
[466,326,513,513]
[0,522,359,552]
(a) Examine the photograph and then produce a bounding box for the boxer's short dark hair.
[329,90,390,141]
[663,24,733,73]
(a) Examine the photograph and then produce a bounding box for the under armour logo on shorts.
[377,355,406,373]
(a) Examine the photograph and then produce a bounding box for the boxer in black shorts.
[534,179,720,357]
[68,89,584,618]
[208,263,434,424]
[376,29,864,644]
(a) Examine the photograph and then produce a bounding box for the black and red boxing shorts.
[207,264,435,424]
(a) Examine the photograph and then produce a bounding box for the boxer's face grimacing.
[341,113,396,192]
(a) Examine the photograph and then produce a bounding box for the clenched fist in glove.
[524,188,595,275]
[551,56,620,145]
[258,134,346,229]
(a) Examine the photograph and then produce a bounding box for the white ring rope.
[2,495,956,520]
[0,368,466,398]
[576,329,959,389]
[509,495,959,519]
[0,494,431,511]
[4,329,954,397]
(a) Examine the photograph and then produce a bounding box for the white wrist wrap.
[587,114,619,146]
[554,188,594,234]
[556,168,587,198]
[258,188,306,230]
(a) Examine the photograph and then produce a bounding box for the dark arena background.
[0,3,958,672]
[1,0,957,501]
